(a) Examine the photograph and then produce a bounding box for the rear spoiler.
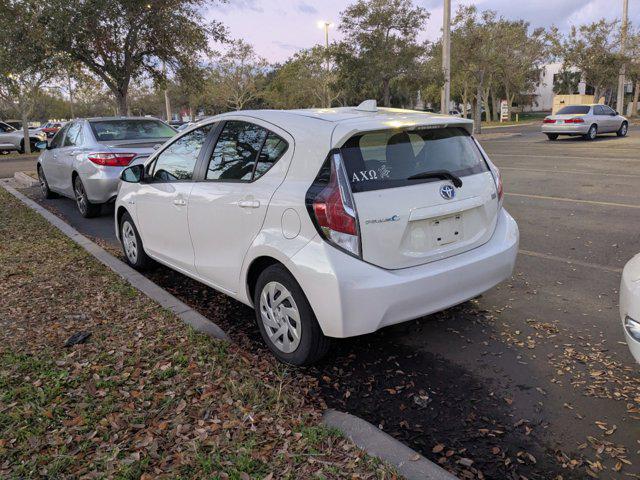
[331,118,474,148]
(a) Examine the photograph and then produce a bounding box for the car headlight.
[624,316,640,342]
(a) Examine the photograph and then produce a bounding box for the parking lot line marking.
[506,192,640,209]
[519,249,623,274]
[499,166,640,179]
[487,152,640,161]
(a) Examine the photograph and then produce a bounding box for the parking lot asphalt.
[18,124,640,479]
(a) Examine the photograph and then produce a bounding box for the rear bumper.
[81,166,124,204]
[541,124,590,135]
[291,209,519,338]
[619,255,640,364]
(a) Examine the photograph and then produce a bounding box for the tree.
[450,6,502,132]
[266,46,340,109]
[335,0,429,107]
[38,0,226,115]
[496,20,548,118]
[0,0,60,153]
[551,20,622,102]
[208,40,268,111]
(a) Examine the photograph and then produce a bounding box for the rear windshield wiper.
[406,169,463,188]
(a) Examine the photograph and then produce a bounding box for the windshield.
[89,119,175,141]
[556,105,590,115]
[340,127,488,193]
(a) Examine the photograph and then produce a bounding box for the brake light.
[564,117,584,124]
[306,151,360,257]
[87,152,136,167]
[543,118,555,124]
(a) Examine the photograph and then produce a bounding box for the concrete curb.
[1,181,230,342]
[323,410,459,480]
[13,171,39,188]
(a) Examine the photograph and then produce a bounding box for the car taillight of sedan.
[87,152,136,167]
[543,118,555,124]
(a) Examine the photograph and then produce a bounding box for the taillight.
[564,117,584,124]
[543,118,555,124]
[488,163,503,207]
[306,151,360,257]
[87,152,136,167]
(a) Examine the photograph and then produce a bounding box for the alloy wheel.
[589,126,597,140]
[74,178,87,215]
[38,168,48,197]
[621,123,628,136]
[259,281,301,353]
[121,221,138,263]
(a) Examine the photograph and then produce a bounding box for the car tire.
[73,175,101,218]
[617,121,628,137]
[546,133,558,141]
[119,212,154,270]
[37,165,57,199]
[254,264,331,366]
[583,124,597,141]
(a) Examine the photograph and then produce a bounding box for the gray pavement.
[15,123,640,478]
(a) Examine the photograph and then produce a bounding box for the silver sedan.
[541,104,628,141]
[37,117,176,217]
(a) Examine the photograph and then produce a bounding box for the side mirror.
[35,141,48,151]
[613,111,619,116]
[121,164,145,183]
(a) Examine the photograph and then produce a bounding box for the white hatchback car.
[115,102,519,364]
[620,255,640,364]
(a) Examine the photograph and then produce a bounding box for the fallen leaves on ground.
[0,189,398,479]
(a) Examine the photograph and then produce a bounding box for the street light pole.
[616,0,629,113]
[440,0,451,115]
[318,21,332,71]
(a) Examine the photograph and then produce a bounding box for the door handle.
[173,197,187,206]
[70,150,81,156]
[238,200,260,209]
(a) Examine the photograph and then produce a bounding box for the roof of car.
[214,106,474,146]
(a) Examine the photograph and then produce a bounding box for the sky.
[206,0,638,62]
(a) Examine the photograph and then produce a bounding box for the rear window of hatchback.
[340,127,488,193]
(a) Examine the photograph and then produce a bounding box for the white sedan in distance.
[541,104,628,141]
[620,255,640,364]
[114,101,519,365]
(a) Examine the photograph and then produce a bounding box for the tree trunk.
[21,111,31,155]
[462,87,469,118]
[631,81,639,117]
[474,80,483,134]
[491,92,500,122]
[382,78,391,107]
[115,90,128,116]
[67,73,75,118]
[462,88,468,119]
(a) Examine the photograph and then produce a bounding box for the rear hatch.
[340,126,500,270]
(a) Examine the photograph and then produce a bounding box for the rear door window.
[63,122,83,147]
[205,121,288,182]
[340,127,488,193]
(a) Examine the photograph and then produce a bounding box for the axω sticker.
[352,165,391,182]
